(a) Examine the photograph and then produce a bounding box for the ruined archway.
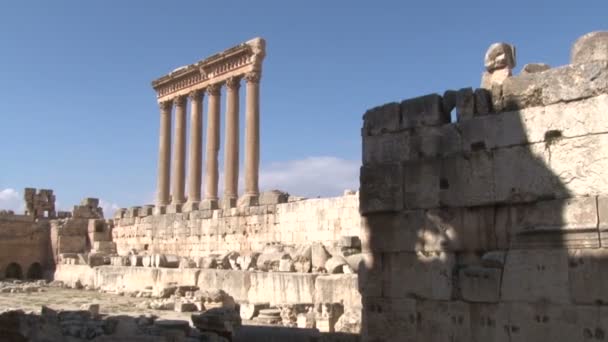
[5,263,23,280]
[26,262,43,280]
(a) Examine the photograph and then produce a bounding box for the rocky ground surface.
[0,280,359,342]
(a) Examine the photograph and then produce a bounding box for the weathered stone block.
[248,272,318,305]
[439,124,463,156]
[501,61,608,110]
[400,93,448,129]
[501,249,570,304]
[416,300,471,341]
[459,266,501,303]
[506,197,599,249]
[456,87,475,121]
[197,270,251,303]
[362,297,417,342]
[315,275,361,309]
[548,134,608,198]
[382,251,455,300]
[469,303,510,342]
[362,102,401,136]
[474,88,492,115]
[359,164,403,214]
[403,160,441,209]
[572,31,608,64]
[567,249,608,305]
[258,190,288,205]
[440,151,494,207]
[360,211,425,253]
[493,143,559,204]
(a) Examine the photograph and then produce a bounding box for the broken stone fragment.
[521,63,551,74]
[239,302,269,320]
[325,256,348,274]
[311,243,331,272]
[571,31,608,64]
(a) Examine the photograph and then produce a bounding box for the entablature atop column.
[152,37,266,103]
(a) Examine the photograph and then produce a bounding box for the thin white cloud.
[257,156,359,198]
[99,199,120,218]
[0,188,23,213]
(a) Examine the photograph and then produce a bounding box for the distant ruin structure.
[24,188,56,218]
[152,38,266,213]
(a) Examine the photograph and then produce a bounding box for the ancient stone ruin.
[2,32,608,341]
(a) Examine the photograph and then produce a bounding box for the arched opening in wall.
[5,263,23,279]
[26,262,43,280]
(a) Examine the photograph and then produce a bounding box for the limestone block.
[571,31,608,64]
[416,300,471,342]
[459,266,501,303]
[362,297,417,342]
[258,190,289,205]
[359,164,403,214]
[440,151,494,207]
[501,61,608,110]
[256,252,289,272]
[501,249,570,304]
[400,93,448,128]
[314,275,361,309]
[469,303,510,342]
[248,272,318,305]
[567,249,608,305]
[362,102,401,136]
[156,254,180,268]
[439,124,463,157]
[493,143,559,204]
[548,134,608,198]
[382,252,455,300]
[403,160,441,209]
[239,302,269,320]
[502,302,599,341]
[197,270,251,303]
[474,88,492,115]
[324,256,348,274]
[521,63,551,74]
[481,251,506,268]
[456,87,475,121]
[278,259,294,272]
[505,197,600,249]
[311,243,331,271]
[129,255,142,267]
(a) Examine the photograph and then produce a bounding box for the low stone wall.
[54,265,361,310]
[112,193,361,257]
[359,36,608,341]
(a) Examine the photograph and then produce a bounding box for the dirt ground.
[0,287,195,322]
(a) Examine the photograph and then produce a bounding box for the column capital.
[189,89,203,101]
[225,76,241,91]
[206,83,221,96]
[159,101,172,111]
[245,71,261,84]
[173,95,187,108]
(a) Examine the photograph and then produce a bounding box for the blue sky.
[0,1,605,215]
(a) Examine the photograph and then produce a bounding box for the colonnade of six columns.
[155,72,260,211]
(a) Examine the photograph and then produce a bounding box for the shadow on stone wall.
[358,32,608,341]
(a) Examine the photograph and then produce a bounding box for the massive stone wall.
[112,192,361,257]
[360,34,608,341]
[0,214,51,280]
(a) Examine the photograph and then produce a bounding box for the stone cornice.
[152,37,265,102]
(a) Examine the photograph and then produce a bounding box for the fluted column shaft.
[171,96,187,205]
[223,77,240,203]
[187,90,204,203]
[204,84,221,201]
[244,72,261,197]
[156,101,172,206]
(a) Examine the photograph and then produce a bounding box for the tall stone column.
[203,83,221,209]
[242,71,261,206]
[170,95,187,211]
[184,90,204,212]
[222,77,240,209]
[156,101,172,211]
